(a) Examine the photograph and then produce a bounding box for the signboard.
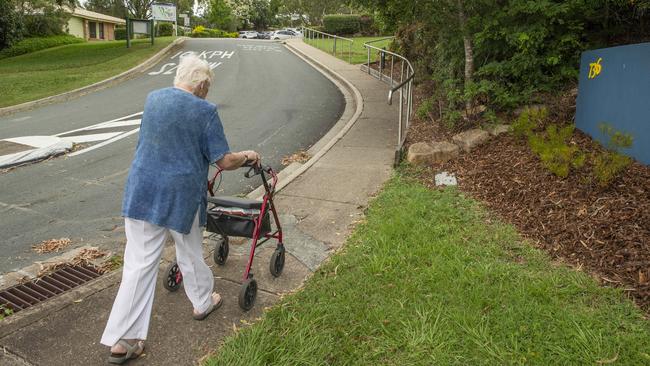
[152,3,176,22]
[575,42,650,165]
[126,18,154,48]
[180,13,189,27]
[132,19,150,34]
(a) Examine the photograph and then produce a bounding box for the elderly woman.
[100,53,259,364]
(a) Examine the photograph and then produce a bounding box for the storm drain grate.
[0,265,102,315]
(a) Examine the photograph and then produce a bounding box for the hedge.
[115,27,127,40]
[323,14,360,35]
[157,22,174,37]
[0,35,84,59]
[190,26,237,38]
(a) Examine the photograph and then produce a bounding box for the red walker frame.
[163,162,285,311]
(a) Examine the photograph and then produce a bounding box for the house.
[67,8,126,41]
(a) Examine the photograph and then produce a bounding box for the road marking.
[148,61,222,76]
[169,50,235,60]
[68,128,140,157]
[61,132,123,144]
[258,124,287,147]
[89,119,142,129]
[4,136,63,148]
[10,116,32,122]
[237,44,282,53]
[54,112,143,137]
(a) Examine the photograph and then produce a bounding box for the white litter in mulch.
[435,171,457,186]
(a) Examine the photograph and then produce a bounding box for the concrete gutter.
[0,37,189,118]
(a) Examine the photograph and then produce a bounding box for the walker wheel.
[163,261,182,292]
[269,245,285,277]
[213,234,229,265]
[238,278,257,311]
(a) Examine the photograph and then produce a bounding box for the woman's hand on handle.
[216,150,261,170]
[240,150,260,167]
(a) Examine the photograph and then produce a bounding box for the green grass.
[304,36,392,64]
[206,172,650,365]
[0,37,174,107]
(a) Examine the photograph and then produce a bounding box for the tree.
[123,0,154,19]
[85,0,128,18]
[207,0,238,30]
[248,0,271,30]
[15,0,76,37]
[0,0,23,50]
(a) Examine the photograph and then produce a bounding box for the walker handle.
[243,160,262,178]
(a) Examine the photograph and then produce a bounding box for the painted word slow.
[149,49,235,76]
[149,62,222,76]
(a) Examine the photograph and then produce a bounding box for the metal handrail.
[301,27,354,64]
[363,39,415,159]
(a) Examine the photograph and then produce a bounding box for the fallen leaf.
[32,238,71,254]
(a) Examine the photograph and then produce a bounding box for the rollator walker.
[162,161,285,311]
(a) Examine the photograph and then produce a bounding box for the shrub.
[512,107,548,138]
[191,26,237,38]
[115,27,128,40]
[323,14,360,35]
[592,123,633,187]
[0,35,84,59]
[529,124,585,178]
[157,22,174,36]
[416,97,434,120]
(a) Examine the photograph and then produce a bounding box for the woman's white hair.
[173,53,214,90]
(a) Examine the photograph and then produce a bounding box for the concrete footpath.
[0,40,398,365]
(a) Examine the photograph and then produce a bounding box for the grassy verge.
[206,173,650,365]
[0,37,174,108]
[304,36,392,64]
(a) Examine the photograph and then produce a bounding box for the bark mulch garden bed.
[407,95,650,313]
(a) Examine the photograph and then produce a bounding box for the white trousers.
[100,211,214,346]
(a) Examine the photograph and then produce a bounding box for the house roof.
[70,8,126,25]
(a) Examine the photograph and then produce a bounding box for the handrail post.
[398,87,403,147]
[349,41,352,64]
[390,55,394,87]
[367,46,370,73]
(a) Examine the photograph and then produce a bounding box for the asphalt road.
[0,38,344,274]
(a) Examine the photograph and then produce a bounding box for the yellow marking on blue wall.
[588,57,602,79]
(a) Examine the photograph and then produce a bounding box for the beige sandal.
[193,293,223,321]
[108,339,145,364]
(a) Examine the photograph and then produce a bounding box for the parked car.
[239,31,259,39]
[284,28,303,37]
[257,31,272,40]
[270,30,295,40]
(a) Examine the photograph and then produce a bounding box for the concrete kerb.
[0,37,189,118]
[246,40,364,199]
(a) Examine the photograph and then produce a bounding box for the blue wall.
[575,42,650,165]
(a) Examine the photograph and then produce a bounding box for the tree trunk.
[457,0,474,114]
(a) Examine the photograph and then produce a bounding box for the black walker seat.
[207,196,263,210]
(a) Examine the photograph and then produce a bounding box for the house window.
[99,22,104,39]
[89,21,97,38]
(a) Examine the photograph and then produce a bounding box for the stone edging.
[0,37,189,117]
